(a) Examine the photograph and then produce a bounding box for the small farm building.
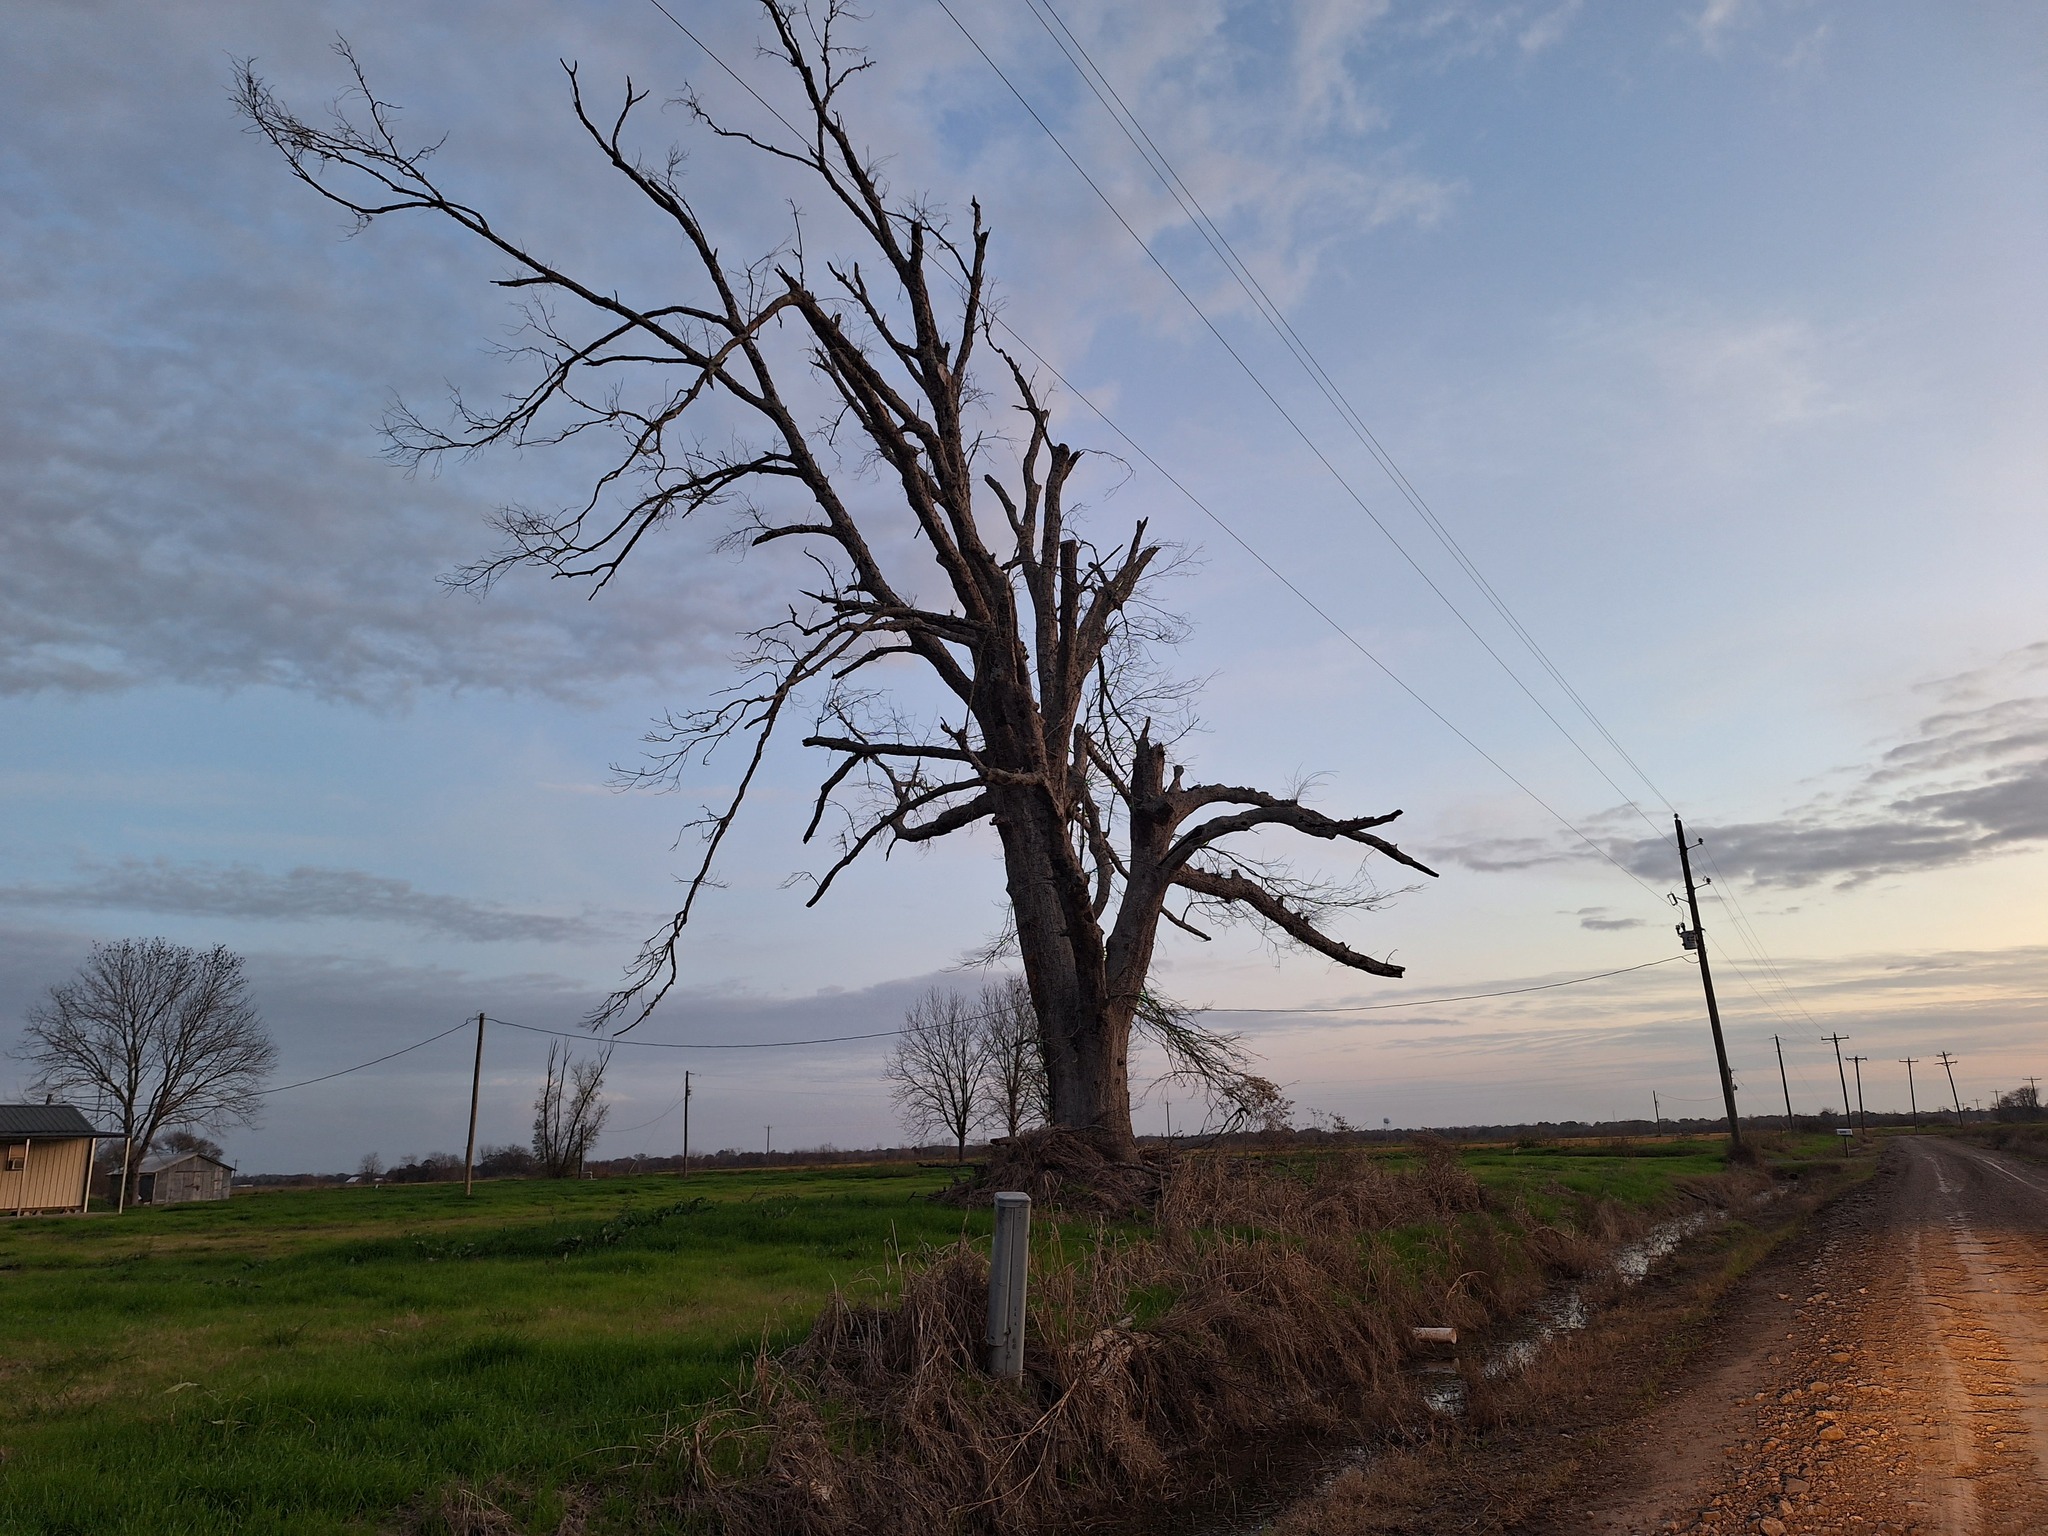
[0,1104,114,1216]
[138,1150,235,1205]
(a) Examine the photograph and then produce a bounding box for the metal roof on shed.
[0,1104,108,1138]
[140,1150,235,1174]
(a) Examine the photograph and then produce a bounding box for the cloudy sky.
[3,0,2043,1170]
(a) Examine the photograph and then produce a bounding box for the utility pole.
[1936,1052,1964,1125]
[1653,1090,1661,1133]
[1900,1058,1920,1128]
[1823,1033,1852,1124]
[2027,1077,2042,1120]
[462,1012,486,1197]
[680,1070,692,1178]
[764,1125,772,1158]
[1674,815,1741,1151]
[1848,1055,1868,1134]
[1774,1036,1795,1131]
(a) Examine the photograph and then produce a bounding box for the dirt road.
[1579,1137,2048,1536]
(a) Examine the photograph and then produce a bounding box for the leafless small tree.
[18,939,274,1203]
[237,4,1436,1160]
[884,989,987,1161]
[532,1042,612,1178]
[159,1129,225,1160]
[978,977,1047,1140]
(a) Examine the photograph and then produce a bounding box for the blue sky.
[3,0,2043,1169]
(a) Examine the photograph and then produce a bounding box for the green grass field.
[0,1140,1836,1535]
[0,1165,981,1536]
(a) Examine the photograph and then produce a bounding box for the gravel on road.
[1578,1137,2048,1536]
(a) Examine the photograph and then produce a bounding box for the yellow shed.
[0,1104,111,1216]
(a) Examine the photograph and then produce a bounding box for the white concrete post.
[985,1191,1031,1380]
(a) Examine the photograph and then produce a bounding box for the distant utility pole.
[764,1125,772,1158]
[680,1070,692,1178]
[1823,1033,1852,1123]
[463,1012,486,1197]
[1848,1055,1868,1134]
[1652,1090,1661,1133]
[1900,1058,1920,1128]
[1936,1052,1964,1125]
[1774,1036,1795,1131]
[1673,815,1741,1151]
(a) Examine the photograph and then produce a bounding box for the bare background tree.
[158,1129,225,1160]
[238,2,1434,1159]
[883,989,986,1161]
[979,977,1047,1140]
[18,938,274,1204]
[532,1042,612,1178]
[1994,1084,2042,1122]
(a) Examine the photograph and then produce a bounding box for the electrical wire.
[487,1016,902,1050]
[640,0,1666,909]
[1208,954,1687,1013]
[933,0,1674,863]
[1017,0,1674,840]
[256,1020,474,1096]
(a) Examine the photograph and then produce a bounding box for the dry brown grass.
[643,1146,1636,1535]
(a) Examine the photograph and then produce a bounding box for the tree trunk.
[994,788,1137,1159]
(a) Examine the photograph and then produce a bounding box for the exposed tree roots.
[934,1126,1167,1217]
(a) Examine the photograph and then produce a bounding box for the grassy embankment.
[0,1139,1799,1535]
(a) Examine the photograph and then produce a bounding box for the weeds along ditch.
[634,1139,1778,1536]
[0,1141,1790,1535]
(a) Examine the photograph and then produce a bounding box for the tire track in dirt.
[1575,1138,2048,1536]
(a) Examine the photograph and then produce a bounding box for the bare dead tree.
[18,939,274,1203]
[532,1041,613,1178]
[978,976,1047,1139]
[236,3,1435,1159]
[884,989,986,1161]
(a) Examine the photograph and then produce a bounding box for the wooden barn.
[138,1149,235,1205]
[0,1104,113,1216]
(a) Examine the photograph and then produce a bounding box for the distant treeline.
[231,1098,2042,1187]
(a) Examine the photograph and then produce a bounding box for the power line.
[1017,0,1674,839]
[639,0,1662,909]
[1209,954,1687,1013]
[239,952,1697,1114]
[486,1016,901,1050]
[932,0,1673,890]
[257,1020,474,1096]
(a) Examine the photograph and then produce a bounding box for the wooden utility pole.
[1936,1052,1964,1124]
[1774,1036,1795,1130]
[1848,1055,1868,1134]
[680,1070,692,1178]
[463,1012,486,1197]
[1653,1090,1661,1133]
[1899,1058,1920,1127]
[764,1125,772,1158]
[1823,1033,1852,1123]
[1674,816,1741,1151]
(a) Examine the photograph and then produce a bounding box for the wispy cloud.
[1692,0,1754,55]
[1571,906,1646,931]
[1440,643,2048,890]
[0,860,612,944]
